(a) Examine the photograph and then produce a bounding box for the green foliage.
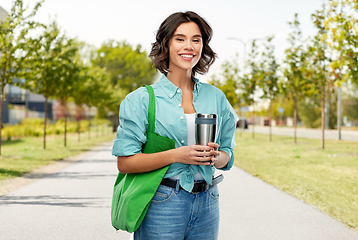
[298,97,322,128]
[271,96,295,120]
[23,20,66,99]
[0,0,44,153]
[208,58,240,107]
[241,40,261,106]
[326,0,358,86]
[91,40,156,95]
[282,14,312,99]
[343,83,358,125]
[259,36,280,101]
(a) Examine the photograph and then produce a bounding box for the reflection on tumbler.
[195,113,217,161]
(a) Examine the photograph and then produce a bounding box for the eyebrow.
[173,34,202,38]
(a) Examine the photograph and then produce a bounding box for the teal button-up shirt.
[112,74,237,192]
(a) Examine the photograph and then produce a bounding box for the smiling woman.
[112,11,237,240]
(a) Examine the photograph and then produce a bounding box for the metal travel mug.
[195,113,217,146]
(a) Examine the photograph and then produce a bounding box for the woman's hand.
[173,144,214,166]
[207,142,220,166]
[208,142,229,168]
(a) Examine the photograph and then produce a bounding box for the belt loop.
[175,180,180,193]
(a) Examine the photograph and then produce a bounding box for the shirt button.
[170,93,173,97]
[180,116,184,120]
[178,104,182,107]
[177,89,181,93]
[181,140,185,143]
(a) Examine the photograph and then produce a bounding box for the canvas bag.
[111,85,175,233]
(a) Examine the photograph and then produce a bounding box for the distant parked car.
[236,118,248,129]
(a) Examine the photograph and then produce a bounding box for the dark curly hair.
[149,11,217,77]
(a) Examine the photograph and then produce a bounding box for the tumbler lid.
[195,113,217,125]
[196,113,217,119]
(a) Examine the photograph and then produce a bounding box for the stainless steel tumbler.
[195,113,217,146]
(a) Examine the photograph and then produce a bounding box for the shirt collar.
[158,74,202,99]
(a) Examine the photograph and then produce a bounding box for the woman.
[112,11,237,240]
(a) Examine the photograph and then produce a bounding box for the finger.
[195,156,212,164]
[209,149,219,157]
[194,145,213,151]
[210,156,218,166]
[207,142,219,149]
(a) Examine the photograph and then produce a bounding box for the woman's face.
[168,22,203,74]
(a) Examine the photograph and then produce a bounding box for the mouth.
[179,54,196,60]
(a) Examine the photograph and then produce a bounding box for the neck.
[167,69,193,90]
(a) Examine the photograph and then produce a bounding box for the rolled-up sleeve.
[112,88,148,157]
[217,93,237,171]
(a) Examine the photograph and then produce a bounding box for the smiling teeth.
[181,54,194,58]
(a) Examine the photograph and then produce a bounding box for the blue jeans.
[134,182,220,240]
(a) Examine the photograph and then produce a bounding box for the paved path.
[1,142,358,240]
[243,126,358,141]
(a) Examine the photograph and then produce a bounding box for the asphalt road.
[242,125,358,141]
[1,142,358,240]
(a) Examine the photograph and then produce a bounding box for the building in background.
[0,5,54,124]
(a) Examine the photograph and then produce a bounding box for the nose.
[184,41,194,51]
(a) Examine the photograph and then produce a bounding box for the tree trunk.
[64,116,67,147]
[0,85,5,155]
[43,97,48,149]
[294,95,298,144]
[88,108,91,139]
[78,119,80,142]
[252,102,255,139]
[269,99,272,142]
[96,118,99,137]
[321,85,325,150]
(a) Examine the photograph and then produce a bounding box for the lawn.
[234,131,358,230]
[0,127,115,181]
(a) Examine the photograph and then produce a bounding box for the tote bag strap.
[144,85,155,133]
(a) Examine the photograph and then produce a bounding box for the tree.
[208,57,240,108]
[258,36,280,141]
[0,0,43,154]
[71,65,112,140]
[307,4,334,149]
[326,0,358,139]
[282,14,311,143]
[242,40,262,139]
[91,41,156,101]
[270,96,295,125]
[54,38,81,147]
[23,20,67,149]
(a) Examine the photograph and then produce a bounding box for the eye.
[176,38,184,42]
[193,38,201,43]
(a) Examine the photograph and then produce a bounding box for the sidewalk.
[0,142,357,239]
[218,166,358,240]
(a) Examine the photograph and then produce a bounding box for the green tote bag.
[111,85,175,233]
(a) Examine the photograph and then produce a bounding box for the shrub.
[1,118,108,139]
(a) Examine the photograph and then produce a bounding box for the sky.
[1,0,324,81]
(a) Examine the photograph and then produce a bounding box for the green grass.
[234,131,358,230]
[0,127,115,181]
